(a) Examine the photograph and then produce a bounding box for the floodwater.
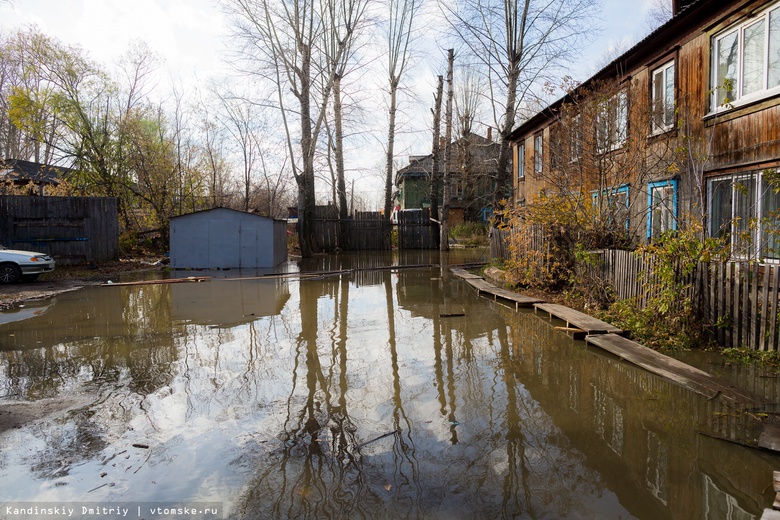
[0,250,779,519]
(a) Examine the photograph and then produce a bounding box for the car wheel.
[21,274,39,282]
[0,263,21,284]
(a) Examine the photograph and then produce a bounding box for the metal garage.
[170,208,287,269]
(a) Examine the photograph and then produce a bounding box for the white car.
[0,244,56,283]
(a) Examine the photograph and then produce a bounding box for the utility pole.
[430,76,443,250]
[441,49,454,251]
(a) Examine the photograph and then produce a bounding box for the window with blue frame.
[592,184,630,230]
[647,179,678,239]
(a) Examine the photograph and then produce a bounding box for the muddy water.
[0,251,778,519]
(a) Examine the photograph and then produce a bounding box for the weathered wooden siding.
[0,195,118,263]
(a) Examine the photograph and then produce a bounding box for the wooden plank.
[715,262,724,345]
[586,333,768,407]
[727,262,734,348]
[761,265,771,351]
[772,265,780,352]
[752,262,760,350]
[534,303,623,334]
[743,262,751,349]
[464,278,544,307]
[449,267,484,280]
[102,276,210,287]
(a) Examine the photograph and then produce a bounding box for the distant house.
[507,0,780,258]
[394,130,501,223]
[394,154,435,211]
[170,208,288,269]
[0,159,70,195]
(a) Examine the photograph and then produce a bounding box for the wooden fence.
[490,228,780,352]
[313,206,391,251]
[0,195,118,263]
[396,209,438,250]
[489,225,548,261]
[597,250,780,352]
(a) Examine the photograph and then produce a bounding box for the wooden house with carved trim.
[508,0,780,259]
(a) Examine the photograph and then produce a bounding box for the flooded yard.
[1,251,779,519]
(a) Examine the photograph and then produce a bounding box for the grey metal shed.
[170,208,288,269]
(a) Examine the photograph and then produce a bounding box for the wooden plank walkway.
[450,267,544,309]
[586,333,769,408]
[534,303,623,335]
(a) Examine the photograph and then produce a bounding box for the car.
[0,244,56,283]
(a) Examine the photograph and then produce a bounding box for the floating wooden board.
[449,267,484,280]
[586,333,768,408]
[534,303,623,335]
[462,278,544,308]
[102,276,210,287]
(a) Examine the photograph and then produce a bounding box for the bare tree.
[383,0,420,219]
[441,0,600,208]
[322,0,370,247]
[216,90,264,211]
[644,0,673,33]
[429,75,443,248]
[227,0,355,256]
[440,48,454,251]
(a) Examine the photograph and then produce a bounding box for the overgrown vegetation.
[599,225,726,350]
[449,222,489,247]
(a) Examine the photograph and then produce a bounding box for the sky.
[0,0,661,206]
[0,0,229,89]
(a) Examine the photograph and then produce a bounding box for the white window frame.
[597,90,628,152]
[516,143,525,179]
[710,1,780,111]
[570,114,582,162]
[707,169,780,260]
[534,134,543,175]
[651,61,675,134]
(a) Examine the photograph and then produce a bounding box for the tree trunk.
[298,43,318,258]
[384,79,399,222]
[430,75,443,250]
[441,49,454,251]
[334,76,349,250]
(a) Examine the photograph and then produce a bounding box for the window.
[651,61,675,133]
[516,143,525,179]
[570,114,582,161]
[592,184,630,230]
[597,90,628,152]
[550,126,562,169]
[708,170,780,259]
[711,2,780,109]
[453,178,464,200]
[534,134,543,175]
[647,179,678,239]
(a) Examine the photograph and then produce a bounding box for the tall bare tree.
[441,0,600,208]
[430,75,443,235]
[322,0,370,248]
[227,0,355,256]
[383,0,420,219]
[440,48,454,251]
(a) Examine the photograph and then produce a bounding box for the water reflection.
[0,253,777,519]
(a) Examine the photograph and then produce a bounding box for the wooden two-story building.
[508,0,780,259]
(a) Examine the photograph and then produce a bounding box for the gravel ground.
[0,258,164,311]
